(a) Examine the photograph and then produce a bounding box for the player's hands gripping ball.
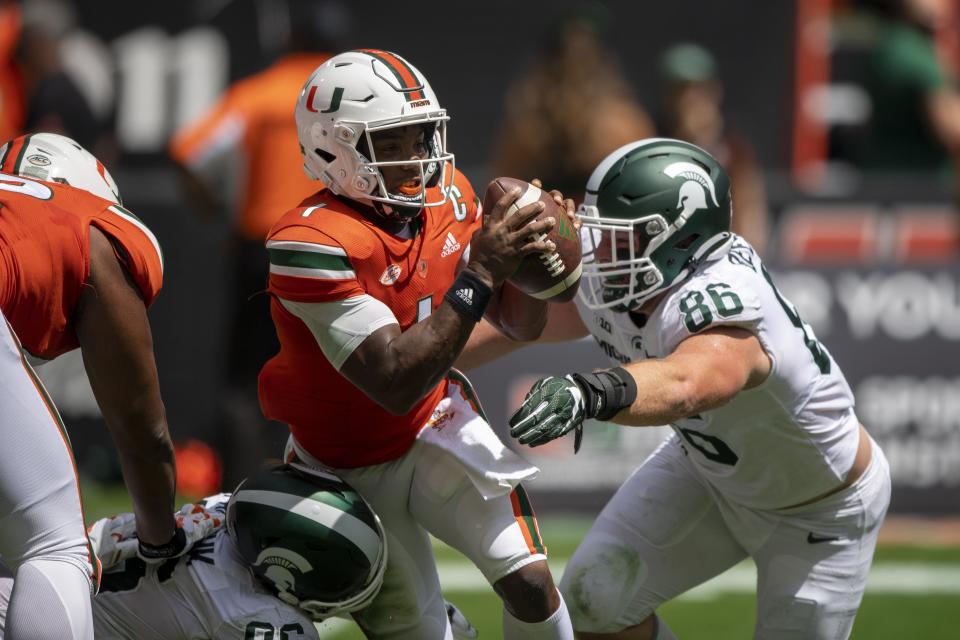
[509,375,586,451]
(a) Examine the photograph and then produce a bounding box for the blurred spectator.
[857,0,960,181]
[657,42,770,255]
[16,0,103,151]
[492,6,654,202]
[169,0,350,487]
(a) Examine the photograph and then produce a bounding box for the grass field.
[81,482,960,639]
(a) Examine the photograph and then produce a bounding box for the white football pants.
[0,314,96,639]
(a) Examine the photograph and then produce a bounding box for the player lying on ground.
[258,49,578,639]
[464,139,891,640]
[0,133,217,639]
[0,463,478,639]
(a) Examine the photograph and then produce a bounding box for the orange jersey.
[259,168,482,468]
[0,173,163,359]
[170,53,330,240]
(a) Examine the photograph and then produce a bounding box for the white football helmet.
[295,49,454,217]
[0,133,121,204]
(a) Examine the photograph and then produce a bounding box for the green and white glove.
[508,375,586,450]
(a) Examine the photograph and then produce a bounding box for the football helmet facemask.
[227,463,387,620]
[295,49,454,220]
[577,138,733,312]
[0,133,121,204]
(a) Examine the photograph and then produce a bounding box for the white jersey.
[93,498,318,640]
[575,235,859,509]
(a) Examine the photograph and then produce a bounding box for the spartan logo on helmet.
[663,161,719,224]
[256,546,315,606]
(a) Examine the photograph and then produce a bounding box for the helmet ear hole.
[315,148,336,164]
[674,233,701,251]
[355,136,371,162]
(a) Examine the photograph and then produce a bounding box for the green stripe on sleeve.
[269,248,353,271]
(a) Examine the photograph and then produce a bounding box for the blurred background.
[9,0,959,637]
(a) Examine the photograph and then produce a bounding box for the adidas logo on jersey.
[441,232,461,257]
[456,288,473,304]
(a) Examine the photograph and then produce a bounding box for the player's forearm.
[106,410,177,545]
[611,349,749,426]
[486,283,548,342]
[456,319,528,370]
[378,301,477,414]
[606,360,697,426]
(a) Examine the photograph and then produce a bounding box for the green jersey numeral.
[678,427,739,466]
[244,622,275,640]
[760,266,830,374]
[678,282,743,332]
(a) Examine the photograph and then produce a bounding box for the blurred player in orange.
[260,50,575,638]
[0,0,23,143]
[0,133,218,638]
[170,0,352,486]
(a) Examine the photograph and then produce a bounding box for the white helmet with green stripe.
[0,132,121,204]
[577,138,734,312]
[295,49,454,217]
[227,463,387,620]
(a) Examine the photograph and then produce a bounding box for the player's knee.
[756,594,857,640]
[7,535,93,582]
[495,560,560,622]
[560,541,647,633]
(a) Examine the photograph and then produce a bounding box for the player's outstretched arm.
[455,299,590,371]
[339,187,556,415]
[510,326,770,448]
[613,326,771,426]
[76,227,177,546]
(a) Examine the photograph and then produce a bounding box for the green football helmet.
[577,138,734,311]
[227,463,387,620]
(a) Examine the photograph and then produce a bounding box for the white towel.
[415,380,539,501]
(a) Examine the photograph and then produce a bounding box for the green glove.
[508,375,586,450]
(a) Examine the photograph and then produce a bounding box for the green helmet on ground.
[577,138,734,311]
[227,463,387,620]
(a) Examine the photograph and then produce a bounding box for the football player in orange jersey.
[0,133,219,638]
[258,50,575,638]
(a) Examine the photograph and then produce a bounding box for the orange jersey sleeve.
[266,205,365,304]
[91,204,164,307]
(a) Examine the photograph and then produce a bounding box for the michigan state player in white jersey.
[0,463,476,640]
[464,139,890,639]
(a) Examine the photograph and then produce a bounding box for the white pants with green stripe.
[0,315,95,638]
[285,378,547,640]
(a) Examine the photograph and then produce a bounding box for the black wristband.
[444,269,493,322]
[572,367,638,421]
[138,527,186,560]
